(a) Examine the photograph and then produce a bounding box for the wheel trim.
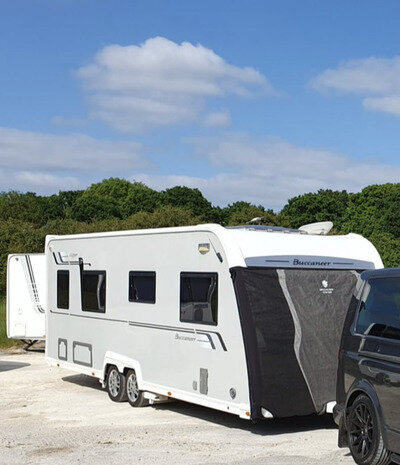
[127,373,139,402]
[108,369,121,397]
[349,402,374,460]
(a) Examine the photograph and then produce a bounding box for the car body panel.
[336,268,400,456]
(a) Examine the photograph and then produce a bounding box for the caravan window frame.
[179,272,218,326]
[128,271,156,304]
[81,270,106,313]
[57,270,70,310]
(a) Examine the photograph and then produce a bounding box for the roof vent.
[299,221,333,235]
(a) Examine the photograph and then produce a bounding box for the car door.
[354,276,400,435]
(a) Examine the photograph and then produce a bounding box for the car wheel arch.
[345,380,389,447]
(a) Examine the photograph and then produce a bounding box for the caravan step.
[143,392,170,404]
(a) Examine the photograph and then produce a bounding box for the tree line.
[1,178,400,293]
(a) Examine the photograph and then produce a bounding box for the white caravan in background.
[7,254,46,341]
[44,224,383,420]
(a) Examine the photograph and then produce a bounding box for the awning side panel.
[282,269,358,412]
[231,267,315,419]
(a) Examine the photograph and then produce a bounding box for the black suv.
[334,268,400,465]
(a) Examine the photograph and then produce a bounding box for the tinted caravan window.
[129,271,156,303]
[180,272,218,325]
[57,270,69,309]
[356,277,400,340]
[81,271,106,313]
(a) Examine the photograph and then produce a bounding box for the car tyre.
[126,369,149,407]
[346,394,391,465]
[106,365,127,402]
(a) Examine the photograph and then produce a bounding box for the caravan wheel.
[106,365,127,402]
[126,370,149,407]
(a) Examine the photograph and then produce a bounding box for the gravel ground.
[0,351,354,465]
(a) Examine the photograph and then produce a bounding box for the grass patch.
[0,296,18,348]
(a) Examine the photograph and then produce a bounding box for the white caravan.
[7,254,46,341]
[45,224,383,420]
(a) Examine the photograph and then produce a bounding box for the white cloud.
[3,125,400,208]
[136,135,400,208]
[5,171,83,193]
[311,56,400,117]
[363,95,400,115]
[0,126,152,194]
[203,111,231,128]
[0,126,150,173]
[75,37,274,133]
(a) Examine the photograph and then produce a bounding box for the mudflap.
[338,414,348,448]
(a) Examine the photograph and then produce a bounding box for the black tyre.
[106,365,127,402]
[346,394,391,465]
[126,369,149,407]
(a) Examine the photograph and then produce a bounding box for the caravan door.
[6,254,46,340]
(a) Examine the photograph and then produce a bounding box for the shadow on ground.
[62,373,104,391]
[154,401,337,436]
[61,372,337,437]
[0,361,30,372]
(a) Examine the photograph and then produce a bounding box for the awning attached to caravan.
[232,267,359,419]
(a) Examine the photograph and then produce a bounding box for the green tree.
[0,192,47,225]
[161,186,214,219]
[342,184,400,237]
[281,189,350,230]
[69,178,161,221]
[367,232,400,268]
[227,205,265,226]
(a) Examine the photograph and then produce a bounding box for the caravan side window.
[180,272,218,325]
[81,270,106,313]
[129,271,156,304]
[57,270,69,309]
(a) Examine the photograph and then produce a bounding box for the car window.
[356,277,400,340]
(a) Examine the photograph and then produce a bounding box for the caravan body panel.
[7,254,46,340]
[46,228,251,417]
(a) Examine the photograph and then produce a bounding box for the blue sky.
[1,0,400,208]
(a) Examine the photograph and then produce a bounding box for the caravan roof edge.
[45,223,226,242]
[44,224,383,271]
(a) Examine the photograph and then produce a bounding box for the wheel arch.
[102,351,143,387]
[345,379,389,448]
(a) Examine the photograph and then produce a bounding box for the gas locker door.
[7,254,46,340]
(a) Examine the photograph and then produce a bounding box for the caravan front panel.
[7,254,46,340]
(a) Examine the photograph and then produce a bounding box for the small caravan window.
[81,271,106,313]
[129,271,156,304]
[57,270,69,309]
[180,272,218,325]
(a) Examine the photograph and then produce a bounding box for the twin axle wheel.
[106,365,149,407]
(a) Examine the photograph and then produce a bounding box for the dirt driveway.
[0,351,354,465]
